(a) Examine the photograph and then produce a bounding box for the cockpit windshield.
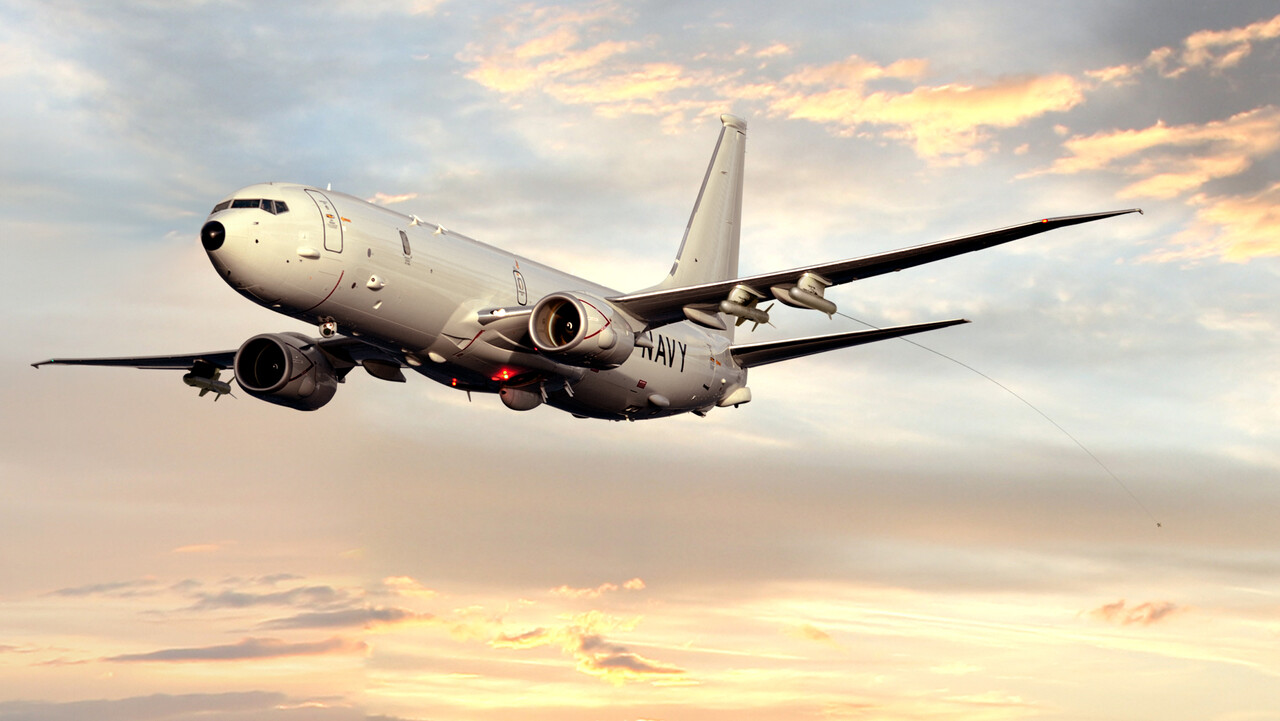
[211,198,289,215]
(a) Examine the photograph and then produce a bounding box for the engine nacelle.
[233,332,339,411]
[528,292,635,369]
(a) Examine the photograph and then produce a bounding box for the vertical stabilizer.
[658,114,747,291]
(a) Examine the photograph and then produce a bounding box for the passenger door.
[305,189,343,253]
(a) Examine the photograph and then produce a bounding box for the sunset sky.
[4,1,1280,720]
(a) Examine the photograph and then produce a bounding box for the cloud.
[257,606,433,630]
[1170,13,1280,74]
[784,622,838,647]
[1087,600,1184,626]
[1028,106,1280,199]
[1145,182,1280,263]
[0,692,381,721]
[171,543,222,554]
[551,577,645,598]
[462,15,716,130]
[458,9,1087,161]
[491,627,551,649]
[1088,13,1280,82]
[931,662,982,675]
[459,4,648,104]
[456,8,1280,174]
[105,636,367,663]
[331,0,448,17]
[188,585,353,611]
[763,59,1085,163]
[381,575,438,599]
[575,633,684,681]
[367,192,419,205]
[488,610,682,684]
[754,43,792,59]
[0,32,107,100]
[46,579,160,598]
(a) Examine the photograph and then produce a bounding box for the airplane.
[33,114,1139,421]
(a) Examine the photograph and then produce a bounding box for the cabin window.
[399,230,411,257]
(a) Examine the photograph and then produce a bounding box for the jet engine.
[233,332,340,411]
[528,292,635,369]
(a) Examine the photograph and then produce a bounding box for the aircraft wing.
[730,319,968,368]
[31,336,391,371]
[610,209,1142,329]
[32,351,238,370]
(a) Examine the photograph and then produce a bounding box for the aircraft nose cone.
[201,220,226,251]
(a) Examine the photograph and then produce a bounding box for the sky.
[3,1,1280,719]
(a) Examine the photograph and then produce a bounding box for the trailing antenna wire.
[838,311,1162,529]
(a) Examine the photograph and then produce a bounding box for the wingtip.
[1108,208,1145,218]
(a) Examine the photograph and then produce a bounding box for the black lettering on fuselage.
[638,334,688,372]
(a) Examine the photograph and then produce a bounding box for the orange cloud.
[381,575,437,599]
[1145,182,1280,263]
[551,577,645,598]
[459,7,1087,163]
[171,543,222,554]
[755,43,792,59]
[490,627,550,649]
[574,632,684,683]
[1087,600,1184,626]
[367,192,419,205]
[459,4,643,103]
[1087,13,1280,82]
[785,622,839,647]
[1178,13,1280,72]
[488,610,681,684]
[1029,106,1280,199]
[769,61,1085,163]
[455,7,1279,171]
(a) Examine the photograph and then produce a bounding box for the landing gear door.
[305,189,343,253]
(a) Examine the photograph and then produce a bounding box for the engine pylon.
[772,272,836,317]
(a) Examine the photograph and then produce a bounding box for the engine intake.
[233,332,339,411]
[528,292,635,369]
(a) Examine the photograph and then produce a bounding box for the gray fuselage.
[203,183,746,420]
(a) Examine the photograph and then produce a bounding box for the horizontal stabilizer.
[729,319,968,368]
